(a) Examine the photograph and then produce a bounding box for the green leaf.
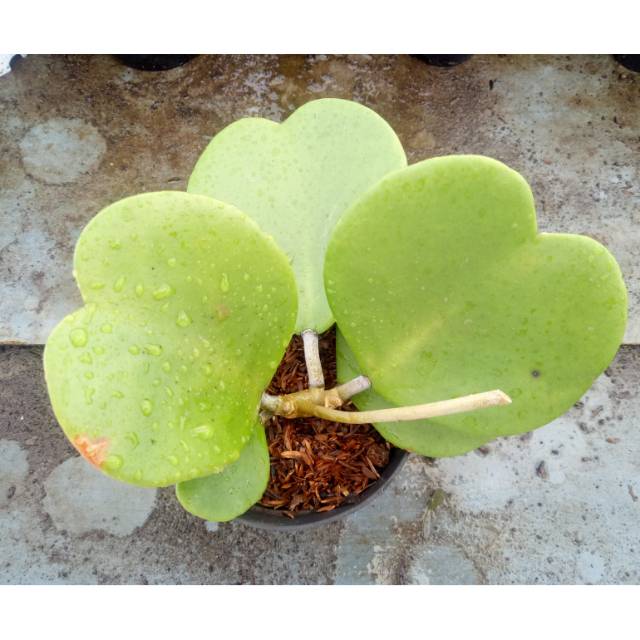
[336,330,489,457]
[44,191,297,487]
[326,156,627,448]
[188,98,406,333]
[176,422,269,521]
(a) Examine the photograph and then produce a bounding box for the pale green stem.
[271,389,511,424]
[302,329,324,389]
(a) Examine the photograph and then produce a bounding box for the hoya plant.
[44,99,627,523]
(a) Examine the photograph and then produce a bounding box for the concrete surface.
[1,345,638,584]
[0,54,639,344]
[1,54,639,585]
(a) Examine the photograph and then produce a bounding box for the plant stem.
[302,330,324,389]
[266,389,511,424]
[335,375,371,401]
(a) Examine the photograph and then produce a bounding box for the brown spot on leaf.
[73,435,109,467]
[215,304,230,321]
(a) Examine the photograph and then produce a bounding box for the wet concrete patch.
[19,118,106,185]
[42,457,157,536]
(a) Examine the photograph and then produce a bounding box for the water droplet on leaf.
[125,432,139,447]
[84,387,95,405]
[140,399,153,416]
[153,284,174,300]
[191,424,214,440]
[104,455,123,470]
[69,328,88,348]
[113,275,126,292]
[176,311,192,328]
[144,344,163,356]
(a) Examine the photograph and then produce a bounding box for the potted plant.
[43,99,627,528]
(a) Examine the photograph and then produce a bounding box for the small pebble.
[536,460,548,479]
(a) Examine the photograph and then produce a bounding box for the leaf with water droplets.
[326,156,627,450]
[188,98,406,332]
[176,423,269,521]
[44,191,297,487]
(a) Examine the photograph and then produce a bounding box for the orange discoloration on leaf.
[73,435,109,467]
[215,304,230,321]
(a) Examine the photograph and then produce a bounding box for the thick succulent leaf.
[188,98,406,333]
[326,156,627,446]
[336,330,489,457]
[44,192,297,487]
[176,422,269,521]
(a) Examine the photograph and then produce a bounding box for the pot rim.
[236,446,409,531]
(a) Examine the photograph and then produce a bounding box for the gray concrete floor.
[1,55,639,584]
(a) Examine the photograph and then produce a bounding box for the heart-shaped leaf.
[188,98,406,333]
[44,192,297,486]
[326,156,627,448]
[336,330,489,456]
[176,421,269,521]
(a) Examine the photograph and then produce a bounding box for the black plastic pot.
[238,447,409,530]
[413,54,472,67]
[115,55,198,71]
[613,55,640,73]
